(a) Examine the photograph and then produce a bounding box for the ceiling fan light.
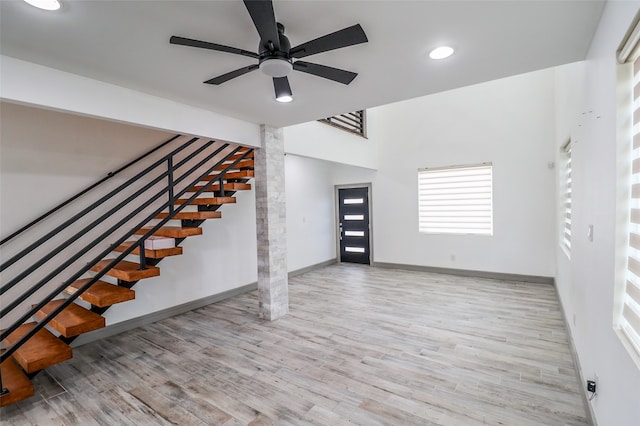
[273,75,293,103]
[429,46,454,60]
[260,58,293,78]
[23,0,61,10]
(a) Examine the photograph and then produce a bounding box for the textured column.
[254,125,289,320]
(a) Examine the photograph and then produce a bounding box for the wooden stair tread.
[65,279,135,307]
[155,211,221,220]
[0,356,34,407]
[224,157,254,166]
[2,322,72,373]
[175,197,236,206]
[91,259,160,281]
[114,241,183,258]
[186,182,252,192]
[227,151,254,161]
[215,159,254,171]
[135,226,202,238]
[204,170,255,181]
[34,300,105,338]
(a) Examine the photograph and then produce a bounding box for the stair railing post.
[0,369,8,396]
[138,239,147,271]
[218,171,225,198]
[167,157,175,216]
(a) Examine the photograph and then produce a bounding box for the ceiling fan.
[169,0,368,102]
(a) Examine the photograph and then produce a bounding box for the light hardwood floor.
[1,264,588,425]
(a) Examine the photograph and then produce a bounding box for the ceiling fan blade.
[204,65,259,85]
[293,61,358,85]
[290,24,368,59]
[170,36,258,59]
[273,77,292,101]
[243,0,280,51]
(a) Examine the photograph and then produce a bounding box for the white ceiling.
[0,0,604,128]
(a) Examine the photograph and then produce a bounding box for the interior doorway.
[336,185,372,265]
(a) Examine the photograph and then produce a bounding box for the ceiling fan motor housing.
[259,56,292,77]
[258,22,293,77]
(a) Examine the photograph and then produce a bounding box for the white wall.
[367,69,557,277]
[285,154,337,272]
[0,56,260,147]
[285,153,377,271]
[0,102,257,327]
[283,108,381,170]
[553,2,640,424]
[0,102,170,232]
[102,188,257,325]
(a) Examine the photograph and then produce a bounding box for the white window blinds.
[623,54,640,359]
[562,141,572,254]
[620,9,640,362]
[418,163,493,235]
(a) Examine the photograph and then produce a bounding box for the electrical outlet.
[587,380,597,393]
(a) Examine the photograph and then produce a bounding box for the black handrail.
[0,144,253,363]
[0,134,183,246]
[0,140,221,318]
[0,137,199,277]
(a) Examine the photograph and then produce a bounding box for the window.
[616,11,640,364]
[561,140,572,255]
[418,163,493,235]
[319,110,367,138]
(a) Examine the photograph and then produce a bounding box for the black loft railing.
[0,134,182,246]
[319,110,367,138]
[0,136,253,383]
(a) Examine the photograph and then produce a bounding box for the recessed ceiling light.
[23,0,61,10]
[429,46,454,60]
[276,95,293,103]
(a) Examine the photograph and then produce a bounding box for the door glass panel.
[345,230,365,237]
[345,247,365,253]
[344,214,364,220]
[344,198,364,204]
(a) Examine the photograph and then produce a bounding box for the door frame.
[335,183,373,265]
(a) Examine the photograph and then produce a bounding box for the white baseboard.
[288,259,336,278]
[72,259,337,347]
[373,262,554,284]
[71,282,257,347]
[553,285,597,426]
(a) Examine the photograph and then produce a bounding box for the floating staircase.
[0,136,255,406]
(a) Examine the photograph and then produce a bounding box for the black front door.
[338,187,370,264]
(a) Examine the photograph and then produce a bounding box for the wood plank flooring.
[0,264,588,425]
